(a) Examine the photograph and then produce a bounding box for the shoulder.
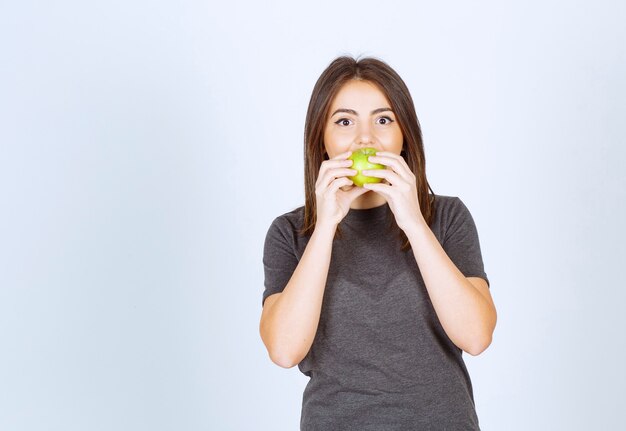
[267,204,305,238]
[264,205,308,258]
[431,193,465,218]
[430,194,476,239]
[432,193,459,206]
[433,193,474,210]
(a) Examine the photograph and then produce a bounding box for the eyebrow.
[331,107,394,117]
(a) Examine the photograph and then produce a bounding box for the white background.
[1,0,625,430]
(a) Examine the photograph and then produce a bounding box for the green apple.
[348,147,386,187]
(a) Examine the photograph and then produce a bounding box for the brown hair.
[298,54,436,252]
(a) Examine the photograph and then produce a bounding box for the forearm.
[265,222,336,367]
[405,222,496,355]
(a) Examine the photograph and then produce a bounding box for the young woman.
[260,55,497,430]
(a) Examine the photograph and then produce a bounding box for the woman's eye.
[334,118,352,126]
[377,116,394,125]
[334,116,394,126]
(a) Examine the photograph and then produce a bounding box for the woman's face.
[323,79,403,159]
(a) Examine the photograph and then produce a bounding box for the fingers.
[320,151,352,181]
[366,153,416,183]
[317,152,356,191]
[327,177,353,194]
[361,168,402,186]
[361,182,388,195]
[347,184,370,200]
[320,168,356,190]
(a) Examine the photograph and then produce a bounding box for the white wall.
[1,0,624,429]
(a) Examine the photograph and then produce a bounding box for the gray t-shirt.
[262,194,490,430]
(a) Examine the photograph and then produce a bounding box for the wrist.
[314,221,338,235]
[402,218,429,237]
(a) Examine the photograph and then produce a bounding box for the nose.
[356,121,375,146]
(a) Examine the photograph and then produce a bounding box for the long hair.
[298,54,436,252]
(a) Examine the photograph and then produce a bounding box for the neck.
[350,190,387,209]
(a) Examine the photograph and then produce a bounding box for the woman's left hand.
[362,151,426,233]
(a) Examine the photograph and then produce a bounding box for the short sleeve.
[261,217,299,307]
[442,197,490,288]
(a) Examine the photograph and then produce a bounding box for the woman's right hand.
[315,150,370,227]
